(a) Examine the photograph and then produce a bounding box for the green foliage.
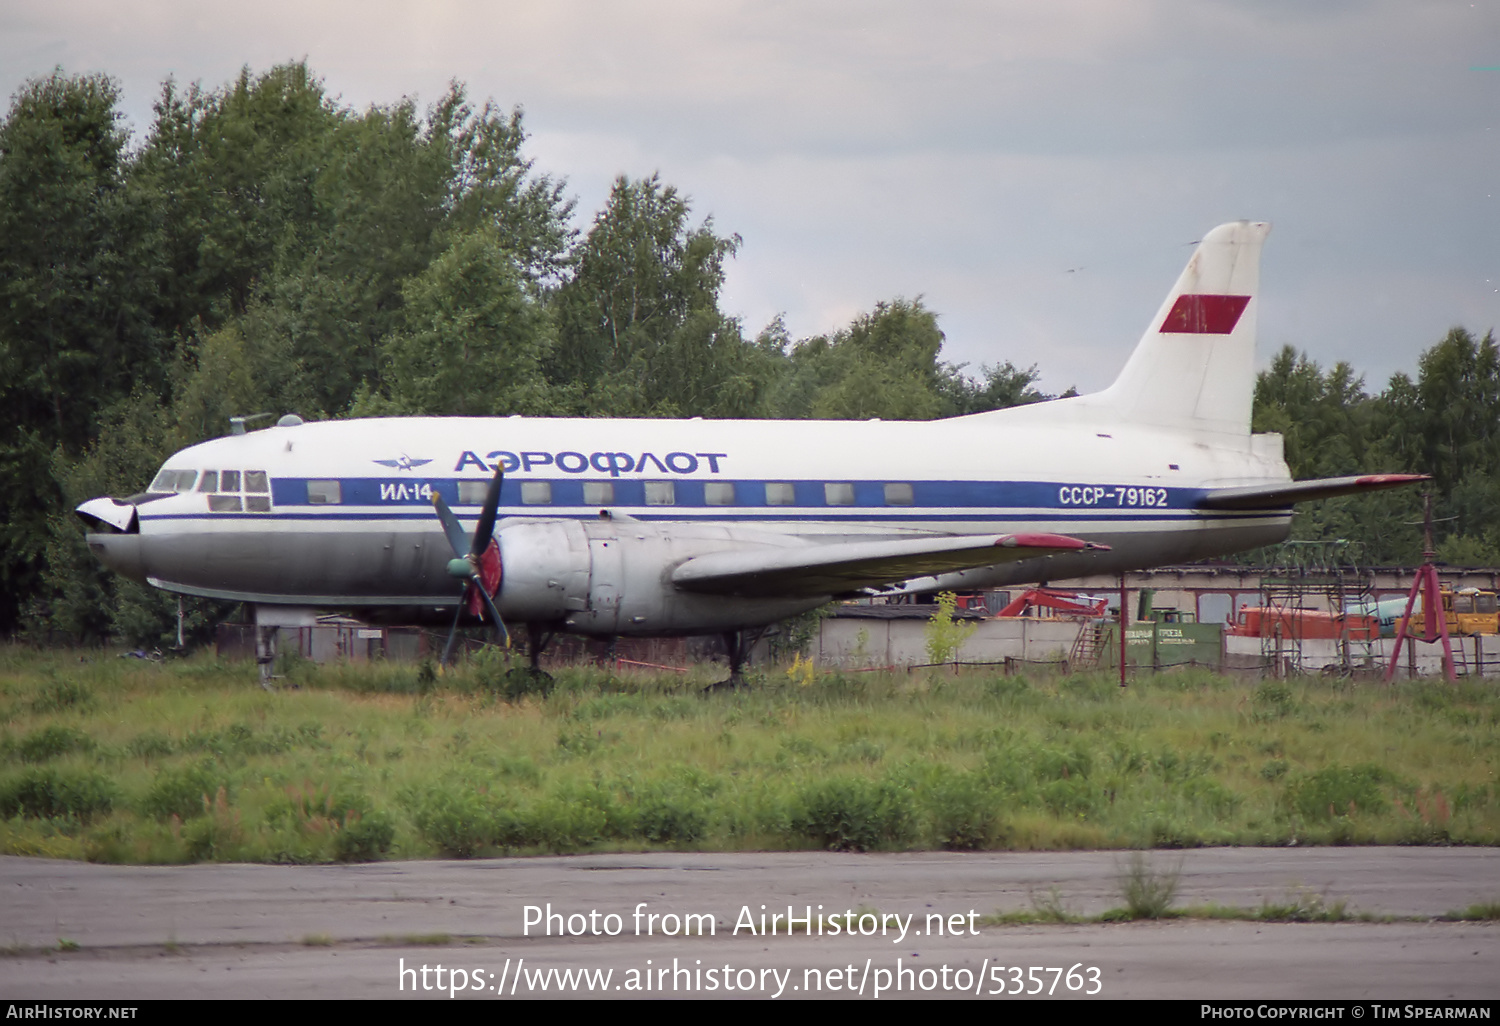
[10,726,94,763]
[923,770,1006,850]
[1285,764,1393,820]
[924,592,977,666]
[792,776,914,851]
[0,767,116,821]
[141,762,234,821]
[1114,853,1181,919]
[1256,890,1349,922]
[29,680,93,714]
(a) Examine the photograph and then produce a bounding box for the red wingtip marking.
[1001,533,1096,551]
[1159,294,1251,334]
[1354,474,1431,486]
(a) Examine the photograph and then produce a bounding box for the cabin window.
[457,480,490,505]
[520,481,552,505]
[765,482,795,506]
[306,480,341,505]
[221,470,241,492]
[704,482,736,506]
[1478,593,1498,615]
[583,481,614,505]
[824,482,855,506]
[208,495,243,512]
[198,471,219,492]
[644,481,675,505]
[1453,594,1475,614]
[244,471,269,493]
[884,482,914,505]
[245,496,272,512]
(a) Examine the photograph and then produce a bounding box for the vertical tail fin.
[1096,220,1270,437]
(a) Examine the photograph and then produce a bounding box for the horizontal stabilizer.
[1198,474,1429,510]
[672,532,1107,598]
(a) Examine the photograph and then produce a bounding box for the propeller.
[432,461,510,664]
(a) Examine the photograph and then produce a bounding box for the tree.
[0,71,151,630]
[549,174,740,406]
[381,229,553,416]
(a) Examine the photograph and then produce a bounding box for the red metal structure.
[995,588,1109,619]
[1386,494,1457,682]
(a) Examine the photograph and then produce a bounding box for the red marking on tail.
[1159,294,1250,334]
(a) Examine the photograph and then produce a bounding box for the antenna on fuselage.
[229,412,275,436]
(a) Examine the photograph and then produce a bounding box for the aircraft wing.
[671,532,1106,598]
[1198,474,1429,510]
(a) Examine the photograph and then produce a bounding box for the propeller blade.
[470,461,505,558]
[431,461,512,663]
[440,597,465,665]
[473,578,511,648]
[432,491,470,562]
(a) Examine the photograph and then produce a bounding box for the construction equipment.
[1396,586,1499,638]
[995,588,1109,619]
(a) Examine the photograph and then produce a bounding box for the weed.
[627,784,709,845]
[1440,901,1500,921]
[126,732,176,759]
[302,934,334,946]
[0,767,116,821]
[141,762,234,821]
[792,776,914,851]
[334,809,396,862]
[924,592,977,666]
[1259,758,1289,782]
[57,939,80,952]
[181,787,244,861]
[11,726,94,763]
[1256,889,1349,922]
[1114,852,1182,919]
[1285,764,1391,821]
[1252,681,1296,720]
[1030,887,1076,923]
[30,681,93,714]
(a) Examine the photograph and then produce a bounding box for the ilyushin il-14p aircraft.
[77,221,1424,681]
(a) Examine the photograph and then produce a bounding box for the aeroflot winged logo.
[1158,294,1250,335]
[372,456,434,472]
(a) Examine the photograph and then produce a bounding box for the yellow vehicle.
[1397,587,1499,637]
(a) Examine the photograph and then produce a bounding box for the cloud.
[2,0,1495,394]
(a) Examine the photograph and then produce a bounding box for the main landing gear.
[705,629,762,692]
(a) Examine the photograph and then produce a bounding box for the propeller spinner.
[432,462,509,664]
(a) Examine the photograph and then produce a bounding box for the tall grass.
[0,648,1496,863]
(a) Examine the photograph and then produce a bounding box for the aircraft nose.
[76,497,149,584]
[83,532,149,584]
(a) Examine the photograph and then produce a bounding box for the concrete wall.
[1226,632,1500,678]
[816,617,1080,669]
[816,614,1500,678]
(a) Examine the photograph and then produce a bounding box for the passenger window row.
[508,481,917,507]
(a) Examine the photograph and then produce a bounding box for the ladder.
[1070,622,1105,670]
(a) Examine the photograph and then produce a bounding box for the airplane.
[75,220,1425,682]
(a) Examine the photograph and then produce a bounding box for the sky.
[2,0,1497,395]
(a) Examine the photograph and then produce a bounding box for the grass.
[0,646,1497,864]
[1440,901,1500,921]
[1111,852,1181,919]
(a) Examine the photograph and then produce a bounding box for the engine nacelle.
[495,519,824,637]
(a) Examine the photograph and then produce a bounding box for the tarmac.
[1,847,1496,1000]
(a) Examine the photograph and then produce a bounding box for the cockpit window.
[198,471,219,492]
[220,470,241,492]
[150,469,198,492]
[244,471,269,493]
